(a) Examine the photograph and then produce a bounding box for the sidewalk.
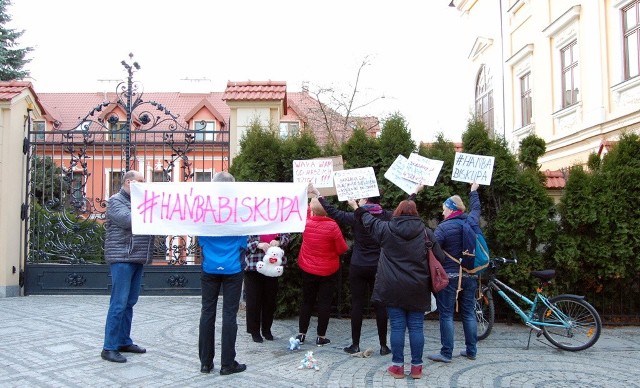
[1,295,639,387]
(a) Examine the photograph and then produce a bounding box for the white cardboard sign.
[401,153,444,186]
[333,167,379,201]
[293,159,334,188]
[451,152,495,185]
[384,155,418,195]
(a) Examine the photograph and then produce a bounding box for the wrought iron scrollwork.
[167,275,188,288]
[26,54,215,267]
[65,273,87,287]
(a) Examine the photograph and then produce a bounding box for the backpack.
[459,220,490,274]
[444,218,489,274]
[443,218,490,311]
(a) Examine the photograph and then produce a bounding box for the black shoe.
[380,345,391,356]
[118,344,146,353]
[295,334,306,344]
[219,361,247,375]
[316,337,331,346]
[101,350,126,363]
[200,363,213,373]
[262,331,274,341]
[343,344,360,354]
[251,333,264,343]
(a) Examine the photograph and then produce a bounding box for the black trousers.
[298,270,337,337]
[243,270,279,335]
[349,264,388,347]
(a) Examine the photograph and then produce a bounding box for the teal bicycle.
[474,257,602,351]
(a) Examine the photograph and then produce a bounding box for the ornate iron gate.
[23,56,230,295]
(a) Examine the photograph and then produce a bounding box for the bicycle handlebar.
[491,257,518,265]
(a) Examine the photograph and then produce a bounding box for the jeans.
[244,271,279,335]
[435,275,478,359]
[103,262,144,351]
[298,271,337,337]
[199,271,243,368]
[386,307,424,366]
[349,265,387,347]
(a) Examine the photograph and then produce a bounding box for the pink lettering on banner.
[136,189,303,225]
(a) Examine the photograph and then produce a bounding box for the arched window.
[475,65,494,136]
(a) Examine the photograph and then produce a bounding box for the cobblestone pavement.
[0,295,639,387]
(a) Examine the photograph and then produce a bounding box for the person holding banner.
[428,182,480,364]
[101,170,153,364]
[244,233,291,343]
[353,184,434,380]
[308,183,392,356]
[198,172,249,376]
[295,197,349,347]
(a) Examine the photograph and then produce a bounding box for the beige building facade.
[0,83,44,297]
[453,0,640,170]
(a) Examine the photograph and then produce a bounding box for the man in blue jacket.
[198,171,249,376]
[101,170,153,363]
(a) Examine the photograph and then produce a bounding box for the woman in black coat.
[354,186,436,380]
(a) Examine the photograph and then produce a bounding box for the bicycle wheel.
[476,286,494,340]
[540,295,602,351]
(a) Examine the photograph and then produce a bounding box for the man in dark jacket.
[101,170,153,363]
[309,183,392,356]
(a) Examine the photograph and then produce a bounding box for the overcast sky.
[9,0,471,143]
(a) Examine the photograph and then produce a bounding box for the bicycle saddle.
[530,269,555,281]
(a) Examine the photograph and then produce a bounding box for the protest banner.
[384,154,418,195]
[130,182,308,236]
[293,158,334,188]
[401,153,444,186]
[451,152,495,185]
[333,167,379,201]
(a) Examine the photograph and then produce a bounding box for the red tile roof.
[38,92,230,129]
[222,81,288,115]
[544,169,566,189]
[0,81,33,101]
[36,83,379,146]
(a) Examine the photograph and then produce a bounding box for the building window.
[561,40,580,108]
[623,1,640,80]
[34,121,46,140]
[520,72,532,127]
[194,120,215,142]
[279,122,300,139]
[108,170,124,198]
[152,170,169,182]
[109,122,127,141]
[194,171,213,182]
[475,65,494,134]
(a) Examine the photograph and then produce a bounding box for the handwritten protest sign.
[293,159,334,188]
[130,182,308,236]
[451,152,495,185]
[333,167,379,201]
[384,155,418,195]
[401,153,444,186]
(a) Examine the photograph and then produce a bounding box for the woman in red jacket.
[296,197,348,347]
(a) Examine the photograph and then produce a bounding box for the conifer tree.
[0,0,32,81]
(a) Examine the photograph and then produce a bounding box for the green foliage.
[229,120,282,182]
[519,135,546,170]
[587,153,601,170]
[28,202,105,264]
[553,133,640,312]
[229,115,640,319]
[30,155,69,208]
[376,113,417,208]
[0,0,32,80]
